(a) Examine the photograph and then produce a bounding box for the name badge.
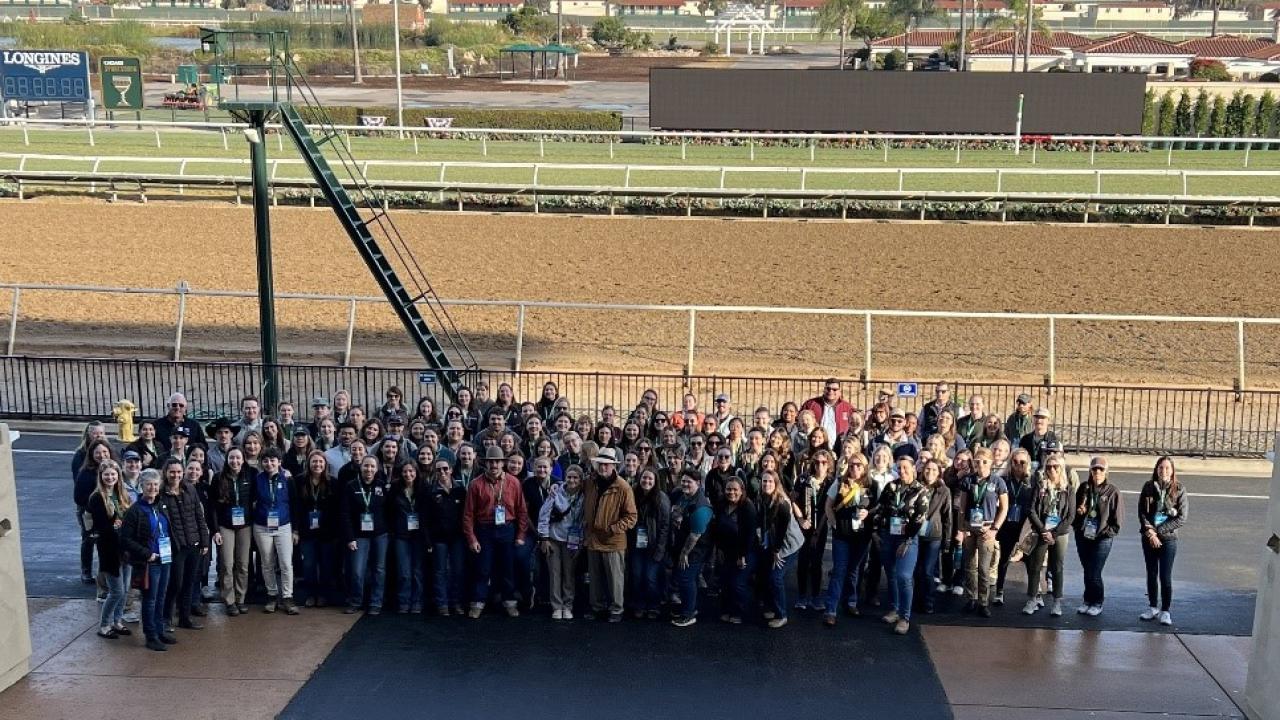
[309,510,321,530]
[1083,519,1099,540]
[1153,513,1168,527]
[158,535,173,565]
[1007,505,1023,523]
[889,517,905,536]
[968,508,985,529]
[917,520,931,538]
[407,513,420,531]
[1045,514,1060,531]
[567,526,582,551]
[636,527,649,549]
[494,505,507,526]
[267,511,280,529]
[361,512,374,532]
[231,506,246,527]
[850,517,862,531]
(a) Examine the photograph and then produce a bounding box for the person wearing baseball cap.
[1018,407,1060,467]
[583,448,637,622]
[1005,394,1035,447]
[462,446,529,619]
[1072,456,1122,617]
[713,394,737,436]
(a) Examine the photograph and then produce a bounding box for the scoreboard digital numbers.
[0,50,91,103]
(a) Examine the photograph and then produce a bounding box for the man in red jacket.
[463,446,529,619]
[800,379,856,447]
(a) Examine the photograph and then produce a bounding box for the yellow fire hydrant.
[113,399,138,443]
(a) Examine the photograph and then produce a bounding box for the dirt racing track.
[3,199,1279,387]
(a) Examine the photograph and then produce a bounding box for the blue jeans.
[394,537,425,610]
[298,538,336,605]
[99,570,125,629]
[142,562,171,641]
[514,534,535,607]
[880,533,919,621]
[762,553,795,619]
[347,534,389,610]
[825,534,872,615]
[718,551,756,618]
[433,538,466,608]
[673,559,704,618]
[1142,538,1177,611]
[472,523,517,605]
[914,539,943,612]
[627,551,663,613]
[1076,534,1114,606]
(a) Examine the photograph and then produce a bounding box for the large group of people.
[72,379,1189,650]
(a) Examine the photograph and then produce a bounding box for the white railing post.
[532,164,540,188]
[482,136,488,157]
[799,168,807,191]
[809,139,815,163]
[681,138,687,161]
[1047,316,1056,386]
[686,308,696,377]
[955,140,961,164]
[1166,143,1173,166]
[277,132,284,153]
[1237,319,1246,390]
[178,159,187,195]
[343,299,357,367]
[863,312,872,381]
[1090,140,1096,166]
[154,128,161,149]
[22,125,29,146]
[413,135,419,155]
[718,168,726,189]
[514,304,526,372]
[221,128,228,151]
[623,166,631,189]
[6,287,20,356]
[882,140,888,163]
[88,126,95,147]
[1244,143,1251,168]
[608,137,614,160]
[749,139,755,161]
[1095,170,1102,194]
[91,158,101,193]
[1181,170,1188,196]
[539,135,545,158]
[995,169,1003,192]
[173,280,188,361]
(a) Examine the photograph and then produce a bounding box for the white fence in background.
[4,152,1277,193]
[2,281,1277,390]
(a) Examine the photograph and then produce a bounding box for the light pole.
[393,0,404,136]
[350,0,363,84]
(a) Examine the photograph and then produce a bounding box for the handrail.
[3,115,1280,146]
[0,279,1270,389]
[6,168,1279,206]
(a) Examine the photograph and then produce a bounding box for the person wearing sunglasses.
[994,448,1035,607]
[822,450,872,626]
[152,393,206,453]
[428,460,467,616]
[801,379,856,450]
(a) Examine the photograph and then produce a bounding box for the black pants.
[76,506,94,575]
[995,522,1024,593]
[796,529,824,600]
[164,545,199,626]
[1142,538,1177,611]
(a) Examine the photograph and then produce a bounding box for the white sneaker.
[1139,607,1159,621]
[1050,599,1063,617]
[1035,594,1045,608]
[951,586,965,597]
[551,608,564,620]
[1086,605,1103,616]
[1076,603,1091,615]
[936,583,949,593]
[562,610,573,620]
[122,611,140,624]
[1022,599,1039,615]
[1159,611,1172,626]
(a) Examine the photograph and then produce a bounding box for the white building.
[1088,2,1175,24]
[1072,31,1193,75]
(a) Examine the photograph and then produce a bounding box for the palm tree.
[815,0,866,69]
[885,0,941,66]
[980,0,1049,71]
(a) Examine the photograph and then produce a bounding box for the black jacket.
[1073,480,1122,539]
[522,476,552,536]
[628,488,671,562]
[213,467,256,530]
[341,476,390,542]
[162,481,209,551]
[387,485,429,542]
[151,416,207,451]
[292,475,342,542]
[427,483,467,543]
[87,492,125,575]
[1028,480,1076,537]
[872,480,931,538]
[1138,480,1188,541]
[119,498,171,567]
[713,500,758,562]
[755,495,792,558]
[73,467,98,508]
[920,483,953,542]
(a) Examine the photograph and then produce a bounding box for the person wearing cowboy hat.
[582,448,637,623]
[462,446,529,619]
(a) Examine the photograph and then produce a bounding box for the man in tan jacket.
[583,448,637,622]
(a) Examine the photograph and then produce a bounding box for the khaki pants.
[547,540,579,614]
[588,550,626,616]
[219,525,252,605]
[253,523,295,600]
[964,531,1000,606]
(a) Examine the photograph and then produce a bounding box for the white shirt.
[820,404,837,449]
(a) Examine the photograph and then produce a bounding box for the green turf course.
[2,126,1279,197]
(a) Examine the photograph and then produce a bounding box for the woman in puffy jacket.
[627,468,671,620]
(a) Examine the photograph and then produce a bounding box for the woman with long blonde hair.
[822,451,874,626]
[88,460,132,639]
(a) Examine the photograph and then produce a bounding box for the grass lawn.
[3,126,1279,196]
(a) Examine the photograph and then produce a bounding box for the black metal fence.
[1,355,1277,458]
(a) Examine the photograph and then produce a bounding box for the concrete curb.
[6,420,1272,477]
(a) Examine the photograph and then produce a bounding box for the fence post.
[1031,142,1037,164]
[1237,319,1246,393]
[1046,316,1056,386]
[221,128,228,151]
[749,139,755,161]
[686,308,697,377]
[882,140,888,163]
[1166,143,1172,166]
[955,140,961,164]
[539,135,545,158]
[173,280,189,362]
[609,137,614,160]
[995,169,1003,192]
[681,137,687,161]
[532,164,540,188]
[178,159,187,195]
[624,166,631,189]
[1089,140,1096,166]
[413,135,419,155]
[1095,170,1102,194]
[6,287,19,356]
[799,168,807,191]
[342,299,357,367]
[1244,143,1250,168]
[88,126,95,147]
[22,125,28,146]
[154,128,161,149]
[514,304,526,372]
[863,312,872,383]
[809,139,815,162]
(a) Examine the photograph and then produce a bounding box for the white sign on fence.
[896,382,919,398]
[360,116,387,127]
[424,117,454,129]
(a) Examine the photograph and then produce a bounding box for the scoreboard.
[0,50,91,103]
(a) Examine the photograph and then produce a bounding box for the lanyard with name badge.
[492,479,507,526]
[889,485,907,536]
[406,489,419,531]
[1083,486,1101,539]
[360,483,375,532]
[231,477,246,527]
[266,475,282,529]
[152,507,172,565]
[969,480,989,528]
[1154,483,1170,526]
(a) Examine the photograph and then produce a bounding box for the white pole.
[1014,93,1024,156]
[393,0,405,138]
